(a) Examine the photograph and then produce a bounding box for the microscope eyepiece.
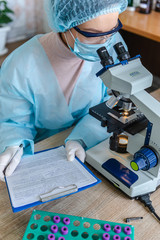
[97,47,114,67]
[114,42,130,61]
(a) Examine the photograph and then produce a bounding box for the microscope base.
[86,139,159,198]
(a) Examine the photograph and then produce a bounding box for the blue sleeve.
[65,82,110,149]
[0,51,37,155]
[65,114,111,149]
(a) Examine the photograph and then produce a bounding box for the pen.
[10,144,23,160]
[4,144,23,176]
[125,217,143,223]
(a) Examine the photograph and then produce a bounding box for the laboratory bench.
[120,10,160,84]
[120,10,160,42]
[0,89,160,240]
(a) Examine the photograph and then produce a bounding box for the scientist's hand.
[65,140,86,163]
[0,146,23,182]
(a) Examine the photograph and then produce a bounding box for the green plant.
[0,0,14,27]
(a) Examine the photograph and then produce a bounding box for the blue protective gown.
[0,32,127,155]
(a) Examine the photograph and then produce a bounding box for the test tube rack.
[23,210,134,240]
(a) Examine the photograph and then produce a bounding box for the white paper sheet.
[6,146,97,208]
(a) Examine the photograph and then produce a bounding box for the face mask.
[64,30,114,62]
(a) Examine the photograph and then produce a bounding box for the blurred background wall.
[6,0,50,43]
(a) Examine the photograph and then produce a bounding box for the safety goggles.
[74,19,123,38]
[73,19,122,45]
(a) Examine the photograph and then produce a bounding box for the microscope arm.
[130,90,160,153]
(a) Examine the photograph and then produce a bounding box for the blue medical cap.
[45,0,128,32]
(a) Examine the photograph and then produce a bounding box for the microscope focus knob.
[131,147,158,171]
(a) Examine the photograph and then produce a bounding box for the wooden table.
[120,10,160,42]
[0,89,160,240]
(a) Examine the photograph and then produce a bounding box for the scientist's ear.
[61,29,76,49]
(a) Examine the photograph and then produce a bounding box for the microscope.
[86,42,160,198]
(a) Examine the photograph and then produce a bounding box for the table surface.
[120,10,160,42]
[0,89,160,240]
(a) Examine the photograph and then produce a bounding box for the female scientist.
[0,0,128,181]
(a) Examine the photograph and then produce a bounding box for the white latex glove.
[65,140,86,163]
[0,145,23,182]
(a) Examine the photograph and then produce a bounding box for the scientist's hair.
[44,0,128,33]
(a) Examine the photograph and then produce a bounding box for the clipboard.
[5,146,101,213]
